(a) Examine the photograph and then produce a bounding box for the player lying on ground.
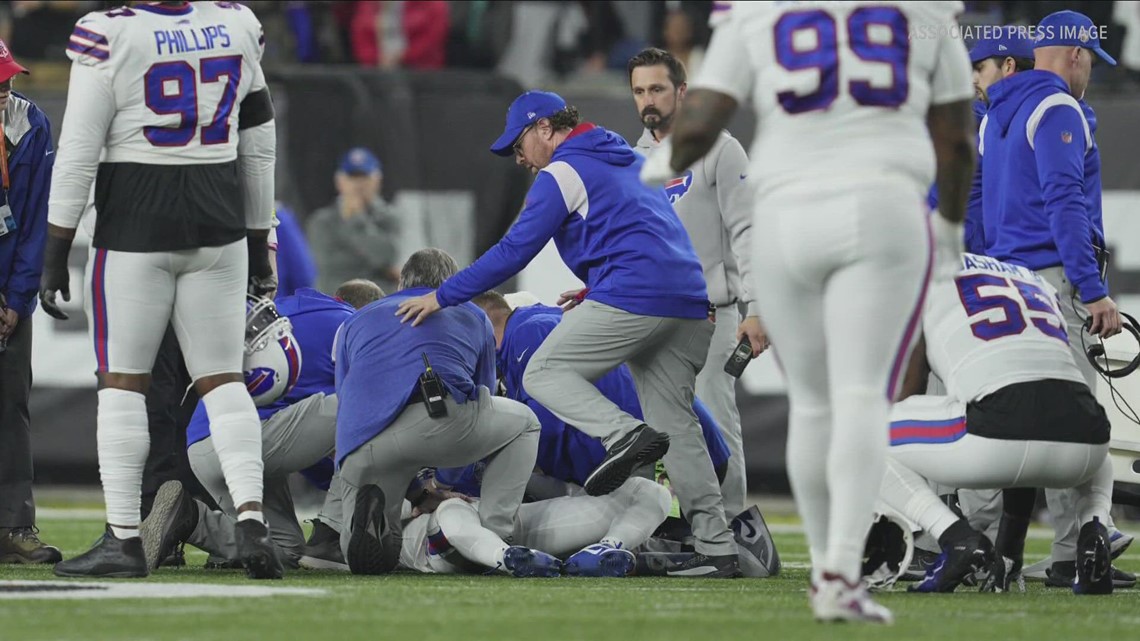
[140,282,383,572]
[880,253,1114,595]
[398,474,672,577]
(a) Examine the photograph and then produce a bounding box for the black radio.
[418,353,448,418]
[724,337,753,378]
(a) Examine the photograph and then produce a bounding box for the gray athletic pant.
[698,303,746,516]
[336,386,540,559]
[522,300,736,556]
[1037,266,1117,563]
[188,392,340,562]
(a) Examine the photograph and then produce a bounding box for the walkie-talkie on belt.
[419,353,448,418]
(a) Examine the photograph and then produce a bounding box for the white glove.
[639,136,676,187]
[929,211,964,282]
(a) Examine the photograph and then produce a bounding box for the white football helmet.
[243,295,302,407]
[862,509,916,592]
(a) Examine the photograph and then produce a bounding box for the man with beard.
[627,48,765,517]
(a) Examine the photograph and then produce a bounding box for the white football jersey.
[692,1,974,195]
[924,253,1086,403]
[64,1,266,165]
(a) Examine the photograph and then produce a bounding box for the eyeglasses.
[513,124,535,155]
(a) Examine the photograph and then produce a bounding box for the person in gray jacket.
[628,47,767,516]
[306,148,402,294]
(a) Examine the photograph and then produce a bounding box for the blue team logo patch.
[1061,131,1073,144]
[244,367,276,397]
[664,171,694,204]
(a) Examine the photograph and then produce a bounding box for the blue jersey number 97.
[773,6,910,114]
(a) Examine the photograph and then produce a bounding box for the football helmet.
[862,509,915,591]
[243,295,302,407]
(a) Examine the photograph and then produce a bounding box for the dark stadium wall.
[21,70,1140,491]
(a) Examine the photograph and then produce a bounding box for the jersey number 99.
[144,56,242,147]
[773,7,909,114]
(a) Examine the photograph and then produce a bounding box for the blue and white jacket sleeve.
[436,172,570,307]
[9,115,52,317]
[1031,102,1105,303]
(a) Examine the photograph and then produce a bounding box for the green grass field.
[2,510,1138,641]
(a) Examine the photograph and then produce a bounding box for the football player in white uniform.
[398,476,672,578]
[42,1,280,579]
[881,253,1114,596]
[641,1,977,623]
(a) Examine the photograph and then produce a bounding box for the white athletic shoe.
[811,573,894,625]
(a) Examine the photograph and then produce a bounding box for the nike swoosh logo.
[516,348,529,363]
[739,174,747,180]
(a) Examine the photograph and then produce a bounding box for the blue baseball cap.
[339,147,382,175]
[1033,10,1117,66]
[968,27,1035,64]
[489,90,567,157]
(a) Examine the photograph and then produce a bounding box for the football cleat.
[502,546,562,578]
[812,572,894,625]
[565,543,635,578]
[235,519,285,580]
[54,525,148,579]
[978,555,1026,593]
[909,525,993,594]
[1073,517,1113,595]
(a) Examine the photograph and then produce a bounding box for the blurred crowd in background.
[4,1,1140,91]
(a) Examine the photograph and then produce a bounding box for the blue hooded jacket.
[489,303,730,487]
[436,124,710,320]
[980,70,1105,303]
[0,93,53,318]
[187,288,354,446]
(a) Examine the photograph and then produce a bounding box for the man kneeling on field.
[140,281,384,573]
[880,253,1114,595]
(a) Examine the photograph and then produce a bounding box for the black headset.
[1084,311,1140,379]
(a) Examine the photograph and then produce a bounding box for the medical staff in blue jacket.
[395,91,738,575]
[980,10,1122,367]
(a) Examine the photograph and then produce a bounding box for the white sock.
[97,388,150,530]
[825,388,889,583]
[434,499,509,569]
[785,404,832,584]
[110,525,140,540]
[602,478,673,549]
[202,382,264,507]
[237,510,266,525]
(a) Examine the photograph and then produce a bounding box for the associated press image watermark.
[909,23,1109,43]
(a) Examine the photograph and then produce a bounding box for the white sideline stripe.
[0,581,325,600]
[39,508,106,521]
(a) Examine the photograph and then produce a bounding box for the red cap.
[0,39,29,83]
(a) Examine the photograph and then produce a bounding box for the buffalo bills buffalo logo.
[664,171,693,204]
[245,367,277,397]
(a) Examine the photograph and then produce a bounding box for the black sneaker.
[346,484,400,575]
[140,480,200,571]
[235,519,285,580]
[299,519,348,572]
[1073,518,1113,595]
[908,521,993,593]
[584,425,670,497]
[54,525,148,579]
[664,552,742,578]
[1046,560,1135,589]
